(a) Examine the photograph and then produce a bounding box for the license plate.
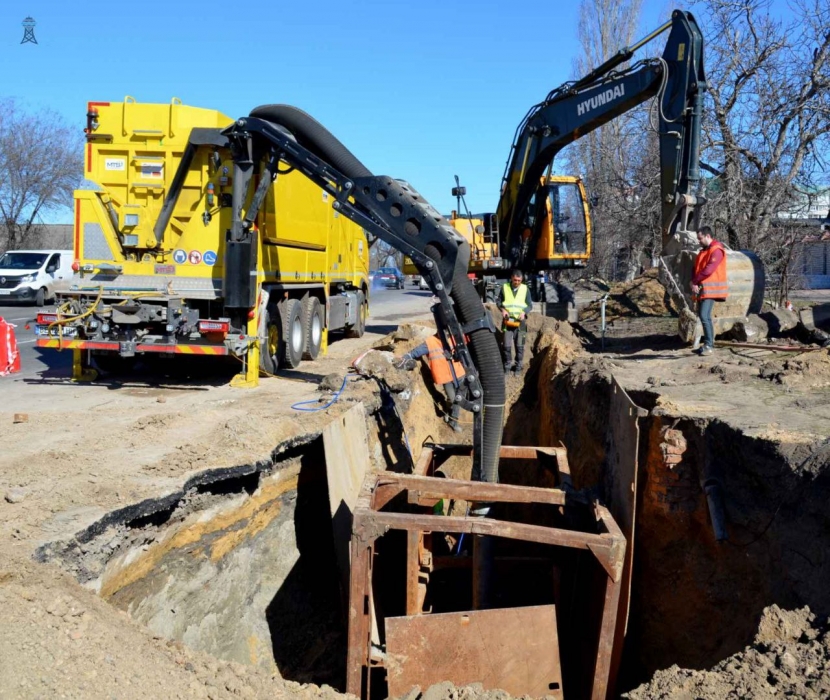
[0,290,10,295]
[35,325,78,338]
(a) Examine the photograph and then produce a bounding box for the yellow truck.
[35,98,370,386]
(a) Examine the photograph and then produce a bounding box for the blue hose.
[290,374,351,412]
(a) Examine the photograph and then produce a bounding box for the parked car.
[373,266,405,289]
[0,249,74,306]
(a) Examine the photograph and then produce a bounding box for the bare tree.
[370,239,403,270]
[562,0,830,298]
[695,0,830,301]
[0,99,83,252]
[564,0,652,281]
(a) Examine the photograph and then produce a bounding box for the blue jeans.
[699,298,715,348]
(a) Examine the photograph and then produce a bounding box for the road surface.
[0,282,433,385]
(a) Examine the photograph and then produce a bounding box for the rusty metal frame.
[346,445,625,700]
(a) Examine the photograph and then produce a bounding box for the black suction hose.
[249,104,505,483]
[426,245,505,484]
[250,105,372,179]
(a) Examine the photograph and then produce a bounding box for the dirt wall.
[503,325,830,693]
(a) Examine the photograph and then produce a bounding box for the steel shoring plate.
[384,604,563,699]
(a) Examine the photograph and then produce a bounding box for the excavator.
[454,9,762,329]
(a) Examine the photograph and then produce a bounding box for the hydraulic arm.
[220,107,505,484]
[497,9,706,270]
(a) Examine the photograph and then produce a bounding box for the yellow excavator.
[417,10,764,330]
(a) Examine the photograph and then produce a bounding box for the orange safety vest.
[694,241,729,300]
[425,335,466,385]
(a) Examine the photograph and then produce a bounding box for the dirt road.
[0,286,432,700]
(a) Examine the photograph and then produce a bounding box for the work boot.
[513,364,523,375]
[699,346,713,356]
[504,363,513,375]
[449,420,463,433]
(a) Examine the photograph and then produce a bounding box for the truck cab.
[0,249,74,306]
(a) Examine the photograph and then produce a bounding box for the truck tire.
[260,310,279,375]
[302,296,324,360]
[278,298,305,369]
[346,291,366,338]
[35,288,45,307]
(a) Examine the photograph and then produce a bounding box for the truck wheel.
[302,297,324,360]
[278,298,304,369]
[260,310,279,375]
[346,291,366,338]
[35,288,45,307]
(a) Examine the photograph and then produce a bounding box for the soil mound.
[624,605,830,700]
[581,270,678,322]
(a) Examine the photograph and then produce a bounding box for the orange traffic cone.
[0,317,21,376]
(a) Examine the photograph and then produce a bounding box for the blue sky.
[0,0,788,223]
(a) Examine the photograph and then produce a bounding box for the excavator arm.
[220,107,505,485]
[497,9,706,269]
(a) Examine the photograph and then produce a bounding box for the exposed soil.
[624,605,830,699]
[0,558,350,700]
[0,316,433,699]
[503,304,830,695]
[6,284,830,700]
[580,270,678,323]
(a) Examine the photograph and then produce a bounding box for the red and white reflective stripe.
[35,338,228,355]
[1,320,19,377]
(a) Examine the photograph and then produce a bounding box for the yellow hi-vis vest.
[502,283,529,320]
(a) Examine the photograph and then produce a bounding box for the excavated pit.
[36,434,349,687]
[34,315,830,698]
[33,336,474,693]
[504,315,830,696]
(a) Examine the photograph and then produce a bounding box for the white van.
[0,250,75,306]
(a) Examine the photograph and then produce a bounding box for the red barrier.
[0,317,21,376]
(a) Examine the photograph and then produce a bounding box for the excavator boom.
[497,10,706,269]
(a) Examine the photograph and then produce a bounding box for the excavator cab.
[526,176,592,269]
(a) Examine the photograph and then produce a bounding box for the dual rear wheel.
[259,295,325,374]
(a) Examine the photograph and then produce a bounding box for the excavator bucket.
[666,249,766,341]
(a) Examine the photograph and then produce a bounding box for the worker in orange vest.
[691,225,729,356]
[399,333,465,432]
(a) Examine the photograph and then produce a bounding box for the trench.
[503,327,830,693]
[36,321,830,698]
[36,434,348,686]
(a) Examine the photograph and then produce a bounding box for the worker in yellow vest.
[497,269,533,374]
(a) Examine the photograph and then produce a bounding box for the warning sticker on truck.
[140,163,164,179]
[105,158,126,171]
